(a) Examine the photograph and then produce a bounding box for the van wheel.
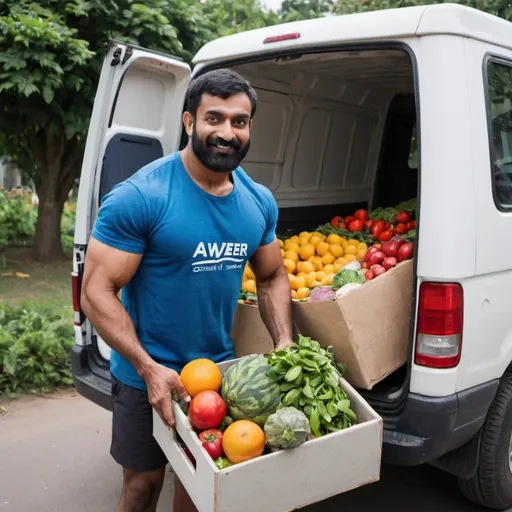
[458,368,512,510]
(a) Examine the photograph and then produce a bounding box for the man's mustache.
[206,135,242,150]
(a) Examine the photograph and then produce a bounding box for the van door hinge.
[122,47,133,65]
[111,47,122,66]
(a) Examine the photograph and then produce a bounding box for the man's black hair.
[185,69,258,119]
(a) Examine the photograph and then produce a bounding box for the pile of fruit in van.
[321,199,416,244]
[239,198,416,303]
[177,335,356,471]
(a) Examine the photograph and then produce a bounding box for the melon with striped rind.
[221,355,280,426]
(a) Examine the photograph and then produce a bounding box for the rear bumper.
[382,379,499,466]
[71,345,112,411]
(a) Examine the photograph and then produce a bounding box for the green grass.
[0,248,73,320]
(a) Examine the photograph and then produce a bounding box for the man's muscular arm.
[81,237,190,427]
[250,239,294,349]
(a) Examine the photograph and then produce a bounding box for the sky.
[261,0,283,11]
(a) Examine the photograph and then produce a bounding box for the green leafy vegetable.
[332,269,366,291]
[267,335,357,438]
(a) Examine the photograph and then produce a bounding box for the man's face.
[186,92,252,172]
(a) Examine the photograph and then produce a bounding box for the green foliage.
[0,188,76,251]
[0,188,37,247]
[0,302,74,397]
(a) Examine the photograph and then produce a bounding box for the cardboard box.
[153,357,383,512]
[230,303,274,356]
[292,259,414,390]
[230,302,300,357]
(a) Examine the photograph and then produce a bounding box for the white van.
[71,3,512,508]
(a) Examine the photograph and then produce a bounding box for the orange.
[280,248,286,258]
[180,359,222,398]
[291,275,306,291]
[323,264,334,275]
[321,273,335,286]
[278,239,284,248]
[284,250,299,263]
[283,258,296,274]
[297,271,308,277]
[345,254,357,262]
[356,249,367,261]
[321,253,335,265]
[242,279,256,294]
[335,257,348,267]
[326,233,343,245]
[244,264,255,281]
[357,242,368,251]
[316,242,330,257]
[347,239,360,246]
[329,244,344,258]
[223,420,266,464]
[316,271,326,281]
[289,235,300,244]
[310,235,323,246]
[344,245,357,256]
[297,287,310,300]
[308,256,324,271]
[297,260,315,274]
[333,262,343,274]
[299,244,315,261]
[291,290,298,299]
[284,242,300,253]
[305,273,317,288]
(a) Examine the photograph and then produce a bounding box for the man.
[81,68,294,512]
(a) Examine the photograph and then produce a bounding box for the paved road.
[0,390,490,512]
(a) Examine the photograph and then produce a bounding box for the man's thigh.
[110,375,168,472]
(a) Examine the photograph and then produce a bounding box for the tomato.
[367,250,386,267]
[365,220,374,231]
[378,230,393,242]
[348,219,365,232]
[397,243,414,262]
[354,209,369,222]
[395,211,411,224]
[394,223,408,235]
[331,216,343,228]
[381,240,404,257]
[364,270,374,280]
[382,257,398,270]
[371,220,386,238]
[361,261,369,269]
[188,390,227,430]
[371,265,386,277]
[344,215,354,225]
[407,220,416,230]
[199,428,224,459]
[365,245,380,262]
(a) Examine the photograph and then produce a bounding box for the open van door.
[72,41,191,410]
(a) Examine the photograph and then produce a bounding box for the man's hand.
[144,363,191,428]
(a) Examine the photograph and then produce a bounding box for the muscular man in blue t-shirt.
[81,69,293,512]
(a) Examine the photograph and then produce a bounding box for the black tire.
[458,368,512,510]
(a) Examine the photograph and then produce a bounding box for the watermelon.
[221,355,281,426]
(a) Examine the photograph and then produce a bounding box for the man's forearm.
[82,290,155,379]
[256,268,294,348]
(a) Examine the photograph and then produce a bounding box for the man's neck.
[180,146,234,197]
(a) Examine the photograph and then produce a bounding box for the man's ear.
[183,111,194,137]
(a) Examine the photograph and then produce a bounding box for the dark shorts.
[110,375,169,473]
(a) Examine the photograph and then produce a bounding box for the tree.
[278,0,334,21]
[0,0,206,261]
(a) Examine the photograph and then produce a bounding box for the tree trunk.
[29,130,83,262]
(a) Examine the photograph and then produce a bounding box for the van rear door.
[72,41,191,409]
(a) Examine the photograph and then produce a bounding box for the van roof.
[192,3,512,65]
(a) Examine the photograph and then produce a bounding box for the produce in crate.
[180,358,223,397]
[264,406,311,449]
[267,335,357,438]
[188,390,227,430]
[221,355,281,426]
[222,419,266,463]
[199,428,224,459]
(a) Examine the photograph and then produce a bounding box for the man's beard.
[191,125,250,173]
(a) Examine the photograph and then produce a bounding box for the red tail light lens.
[71,272,82,326]
[415,282,463,369]
[263,33,300,44]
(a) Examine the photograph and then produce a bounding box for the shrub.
[0,302,74,397]
[0,188,37,247]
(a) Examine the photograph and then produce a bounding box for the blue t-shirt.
[91,152,278,391]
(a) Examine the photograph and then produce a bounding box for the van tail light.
[71,272,83,327]
[263,33,300,44]
[415,282,463,369]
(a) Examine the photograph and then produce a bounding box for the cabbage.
[332,269,366,291]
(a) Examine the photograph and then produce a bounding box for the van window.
[487,59,512,207]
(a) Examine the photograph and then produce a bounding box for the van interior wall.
[230,49,416,236]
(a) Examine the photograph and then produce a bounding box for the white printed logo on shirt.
[191,242,247,273]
